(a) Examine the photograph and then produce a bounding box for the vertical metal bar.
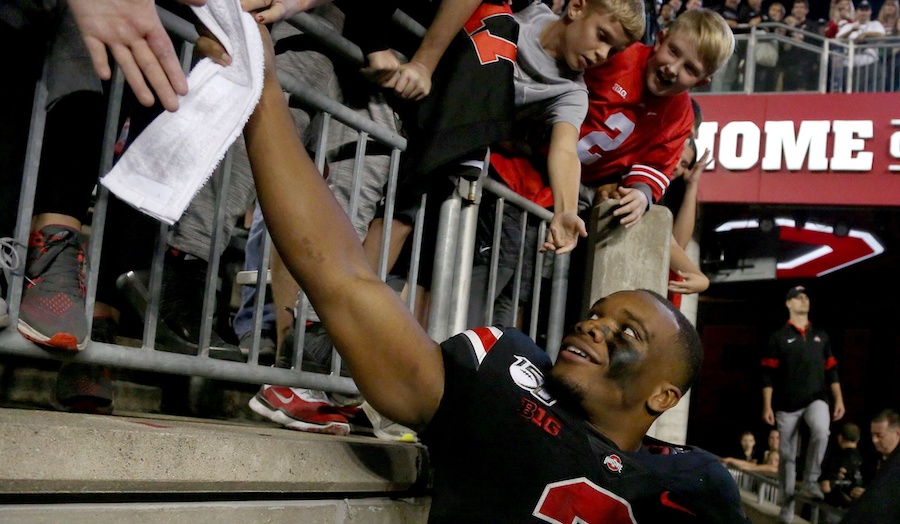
[247,230,273,365]
[143,223,168,350]
[510,211,528,328]
[545,252,570,360]
[292,292,310,369]
[449,179,480,335]
[819,40,830,93]
[8,59,50,321]
[485,198,505,326]
[315,113,331,174]
[847,42,856,93]
[406,194,427,311]
[377,149,402,280]
[529,222,547,341]
[426,190,462,343]
[349,131,368,222]
[86,67,126,335]
[745,28,757,94]
[198,150,234,357]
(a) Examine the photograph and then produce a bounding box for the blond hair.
[667,8,735,76]
[878,0,899,28]
[586,0,647,44]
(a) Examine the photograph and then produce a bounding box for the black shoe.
[55,317,119,414]
[116,253,244,363]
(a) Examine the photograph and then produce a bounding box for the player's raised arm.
[243,27,444,428]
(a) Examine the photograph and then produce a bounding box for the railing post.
[427,184,463,343]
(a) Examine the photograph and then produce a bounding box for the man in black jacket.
[761,285,845,523]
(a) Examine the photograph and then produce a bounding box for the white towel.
[101,0,264,225]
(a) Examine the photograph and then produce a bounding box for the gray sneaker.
[17,225,87,351]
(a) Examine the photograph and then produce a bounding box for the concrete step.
[0,498,431,524]
[0,408,428,497]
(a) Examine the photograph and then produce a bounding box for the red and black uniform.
[761,322,840,412]
[422,327,750,523]
[578,44,693,204]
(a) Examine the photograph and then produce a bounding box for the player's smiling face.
[646,29,710,97]
[561,1,631,71]
[552,291,682,415]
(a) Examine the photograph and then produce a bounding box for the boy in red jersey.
[577,8,733,226]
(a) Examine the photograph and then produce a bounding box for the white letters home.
[697,120,876,172]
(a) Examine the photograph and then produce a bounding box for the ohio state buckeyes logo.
[604,454,624,473]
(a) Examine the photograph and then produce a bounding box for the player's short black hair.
[641,290,704,393]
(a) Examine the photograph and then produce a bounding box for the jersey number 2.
[577,112,636,165]
[533,478,637,524]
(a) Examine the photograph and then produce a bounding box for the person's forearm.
[411,0,482,73]
[245,72,444,427]
[672,183,698,248]
[830,382,844,403]
[763,387,773,410]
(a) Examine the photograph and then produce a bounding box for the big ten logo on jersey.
[518,398,563,436]
[577,112,636,165]
[464,3,517,66]
[533,478,638,524]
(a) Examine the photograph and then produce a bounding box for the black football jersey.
[421,327,750,523]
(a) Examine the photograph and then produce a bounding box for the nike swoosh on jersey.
[660,491,696,516]
[787,338,797,343]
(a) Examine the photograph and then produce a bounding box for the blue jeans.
[232,203,275,339]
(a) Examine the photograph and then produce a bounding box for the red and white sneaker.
[249,385,350,436]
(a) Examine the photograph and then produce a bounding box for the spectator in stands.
[781,0,822,92]
[754,2,787,93]
[711,0,743,91]
[658,2,677,30]
[761,285,845,523]
[723,449,780,476]
[737,430,762,463]
[833,0,885,92]
[684,0,703,11]
[818,422,864,511]
[877,0,899,90]
[878,0,900,36]
[577,9,734,226]
[841,412,900,523]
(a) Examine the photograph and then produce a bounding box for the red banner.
[694,93,900,206]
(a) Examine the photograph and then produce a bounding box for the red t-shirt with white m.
[578,44,693,203]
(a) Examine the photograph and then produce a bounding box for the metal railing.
[0,6,569,398]
[703,22,900,94]
[726,466,848,524]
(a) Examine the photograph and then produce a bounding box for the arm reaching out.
[244,25,444,429]
[543,122,587,254]
[68,0,207,112]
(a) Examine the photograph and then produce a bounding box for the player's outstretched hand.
[543,211,587,255]
[241,0,331,23]
[194,22,233,67]
[391,61,433,101]
[68,0,205,112]
[668,270,709,295]
[361,50,401,87]
[612,187,648,228]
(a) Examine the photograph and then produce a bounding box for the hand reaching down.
[542,211,587,255]
[612,187,648,228]
[240,0,332,24]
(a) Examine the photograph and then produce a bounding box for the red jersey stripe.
[825,356,837,369]
[762,358,779,368]
[463,327,504,366]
